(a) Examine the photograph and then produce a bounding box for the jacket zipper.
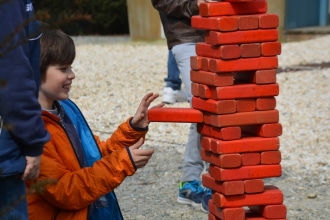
[43,114,81,167]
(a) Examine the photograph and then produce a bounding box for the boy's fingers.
[149,103,164,109]
[130,138,144,150]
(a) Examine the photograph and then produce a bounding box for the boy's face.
[39,64,75,109]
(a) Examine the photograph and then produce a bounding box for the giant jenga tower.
[148,0,287,219]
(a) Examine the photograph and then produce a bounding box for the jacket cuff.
[125,146,137,171]
[129,117,148,131]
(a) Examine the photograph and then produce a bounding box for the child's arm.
[99,93,163,155]
[30,140,138,210]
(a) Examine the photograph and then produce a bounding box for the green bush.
[34,0,129,35]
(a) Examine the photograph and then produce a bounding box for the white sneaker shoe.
[162,87,188,104]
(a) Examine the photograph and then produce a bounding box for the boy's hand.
[129,138,155,169]
[131,92,164,128]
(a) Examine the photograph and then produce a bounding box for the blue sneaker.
[201,188,212,213]
[177,180,205,207]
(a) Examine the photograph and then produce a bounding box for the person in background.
[162,46,187,104]
[152,0,211,213]
[158,11,187,105]
[26,28,162,220]
[0,0,50,219]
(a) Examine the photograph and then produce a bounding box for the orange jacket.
[27,109,147,220]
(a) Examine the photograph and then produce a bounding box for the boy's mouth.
[63,83,71,89]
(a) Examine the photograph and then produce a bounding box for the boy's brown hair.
[40,28,76,77]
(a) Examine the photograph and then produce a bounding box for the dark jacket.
[152,0,204,50]
[0,0,50,176]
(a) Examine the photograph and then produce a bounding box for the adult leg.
[0,176,28,220]
[171,43,204,182]
[172,43,211,213]
[164,50,181,90]
[163,50,187,104]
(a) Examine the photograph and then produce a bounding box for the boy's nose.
[68,71,75,79]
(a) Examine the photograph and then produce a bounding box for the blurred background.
[35,0,330,42]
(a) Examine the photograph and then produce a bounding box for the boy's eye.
[60,66,73,72]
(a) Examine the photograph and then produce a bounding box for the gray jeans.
[171,43,206,182]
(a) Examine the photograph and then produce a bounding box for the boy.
[26,28,162,219]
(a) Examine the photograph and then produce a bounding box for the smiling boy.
[26,28,163,220]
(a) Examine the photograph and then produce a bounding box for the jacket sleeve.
[0,0,50,156]
[35,138,136,210]
[151,0,199,18]
[97,117,148,156]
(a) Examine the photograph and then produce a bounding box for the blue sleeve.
[0,0,50,156]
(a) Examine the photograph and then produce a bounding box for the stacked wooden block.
[191,0,286,219]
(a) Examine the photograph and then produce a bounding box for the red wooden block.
[204,30,212,43]
[201,148,215,164]
[191,83,213,99]
[204,111,214,125]
[203,173,245,195]
[209,164,282,181]
[256,97,276,110]
[234,69,277,85]
[236,98,256,112]
[201,57,211,71]
[207,29,278,46]
[249,204,287,219]
[221,126,242,140]
[209,110,279,127]
[241,152,260,166]
[199,0,267,17]
[196,43,241,59]
[210,136,280,154]
[240,43,261,58]
[191,70,234,87]
[209,202,245,220]
[212,185,283,207]
[198,83,213,99]
[201,135,213,151]
[221,181,245,196]
[201,149,242,168]
[147,108,203,123]
[259,14,280,29]
[209,56,278,73]
[238,15,259,30]
[198,123,241,140]
[191,82,199,97]
[190,56,202,70]
[192,96,236,114]
[211,83,279,100]
[220,154,242,168]
[244,179,264,193]
[191,15,238,31]
[261,42,282,56]
[261,150,282,164]
[241,123,283,137]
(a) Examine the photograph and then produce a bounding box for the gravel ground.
[70,35,330,220]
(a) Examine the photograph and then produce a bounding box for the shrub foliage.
[34,0,129,35]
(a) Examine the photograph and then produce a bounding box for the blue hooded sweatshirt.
[0,0,50,176]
